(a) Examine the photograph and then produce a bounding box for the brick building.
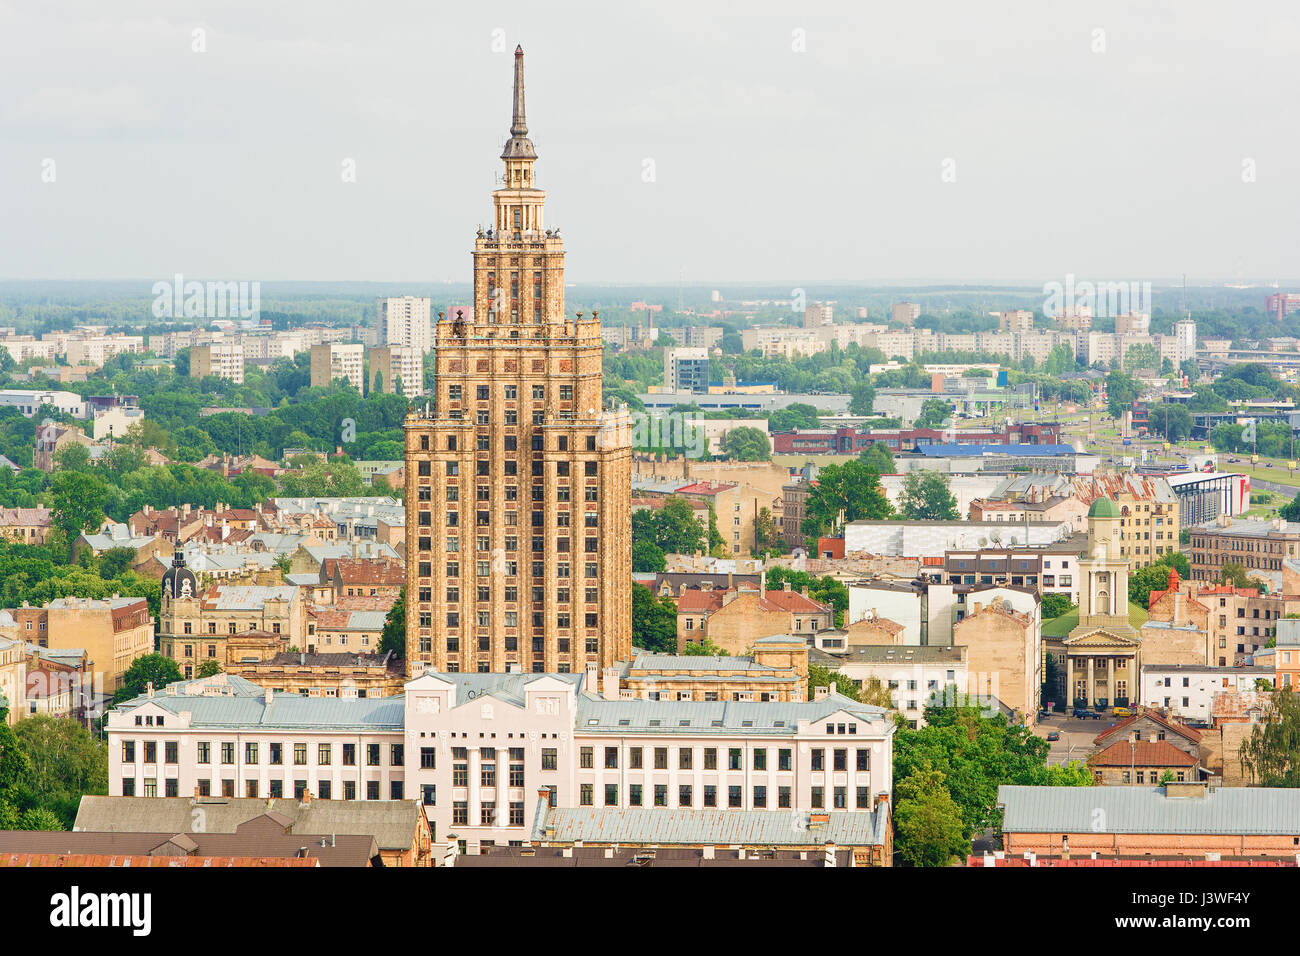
[675,584,834,654]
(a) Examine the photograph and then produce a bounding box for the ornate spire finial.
[501,46,537,161]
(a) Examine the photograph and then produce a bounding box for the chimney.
[301,789,312,807]
[783,582,792,592]
[146,681,154,698]
[973,601,983,614]
[265,687,273,706]
[193,786,201,800]
[814,685,830,701]
[823,841,837,868]
[584,660,599,691]
[602,666,621,701]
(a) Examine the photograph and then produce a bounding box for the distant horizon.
[4,2,1299,283]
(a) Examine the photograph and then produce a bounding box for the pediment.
[1063,626,1141,648]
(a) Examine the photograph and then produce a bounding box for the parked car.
[1072,707,1102,719]
[1112,706,1133,718]
[1046,731,1060,742]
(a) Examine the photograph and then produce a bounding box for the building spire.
[501,45,537,161]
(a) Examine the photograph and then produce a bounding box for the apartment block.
[310,342,365,391]
[369,345,423,400]
[191,342,245,384]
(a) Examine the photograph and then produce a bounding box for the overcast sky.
[2,0,1299,286]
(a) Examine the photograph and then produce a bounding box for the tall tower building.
[403,48,633,676]
[379,296,433,353]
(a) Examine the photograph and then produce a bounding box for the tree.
[17,807,65,831]
[631,583,677,653]
[1282,491,1300,523]
[632,497,707,557]
[1240,687,1300,786]
[380,590,405,657]
[1041,594,1072,619]
[752,506,782,557]
[914,398,954,429]
[98,547,136,579]
[632,538,666,573]
[802,459,894,540]
[112,654,184,704]
[681,637,725,657]
[719,426,771,462]
[11,715,107,828]
[196,659,223,678]
[848,382,875,416]
[766,567,849,626]
[1218,561,1261,592]
[54,442,92,472]
[859,442,895,473]
[807,664,860,701]
[49,471,110,559]
[893,767,968,867]
[1148,403,1193,443]
[897,470,959,520]
[1105,369,1140,419]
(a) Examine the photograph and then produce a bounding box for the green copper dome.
[1088,497,1121,519]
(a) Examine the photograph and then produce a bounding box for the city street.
[1034,711,1120,766]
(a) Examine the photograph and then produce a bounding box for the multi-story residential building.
[675,583,834,654]
[1267,617,1300,691]
[941,540,1085,606]
[802,301,833,328]
[831,644,968,729]
[368,344,424,400]
[0,633,25,725]
[1140,664,1273,725]
[226,650,406,699]
[0,388,87,418]
[25,596,153,693]
[665,326,723,349]
[740,326,826,359]
[891,302,920,325]
[106,669,894,856]
[662,346,710,393]
[952,598,1042,726]
[190,342,245,384]
[0,505,52,545]
[619,636,809,702]
[309,342,365,391]
[997,310,1033,332]
[402,49,633,676]
[1188,515,1300,585]
[158,554,304,679]
[378,296,434,354]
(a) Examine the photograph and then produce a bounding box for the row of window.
[577,745,870,773]
[122,777,405,801]
[420,460,600,478]
[120,740,404,767]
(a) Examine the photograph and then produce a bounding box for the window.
[629,784,643,806]
[294,743,307,765]
[728,748,742,771]
[604,747,618,769]
[778,748,792,772]
[541,748,557,771]
[654,784,668,807]
[420,747,436,769]
[753,749,767,771]
[318,744,331,766]
[580,746,593,769]
[580,784,593,806]
[604,784,618,806]
[811,748,824,771]
[728,785,742,808]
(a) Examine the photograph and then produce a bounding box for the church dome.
[1088,497,1121,519]
[162,551,198,602]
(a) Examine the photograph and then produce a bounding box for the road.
[1034,710,1119,766]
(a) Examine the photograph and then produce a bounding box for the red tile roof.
[1094,710,1202,745]
[1092,740,1199,768]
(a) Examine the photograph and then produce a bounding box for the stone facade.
[402,49,632,675]
[953,599,1041,726]
[676,585,834,654]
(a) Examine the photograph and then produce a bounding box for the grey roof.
[114,677,403,731]
[530,803,889,848]
[999,784,1300,835]
[285,573,321,587]
[415,671,586,709]
[629,653,779,673]
[1195,517,1300,537]
[575,693,889,736]
[301,542,400,563]
[74,796,422,852]
[206,585,298,610]
[839,645,967,664]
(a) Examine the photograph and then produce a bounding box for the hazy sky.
[3,0,1299,286]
